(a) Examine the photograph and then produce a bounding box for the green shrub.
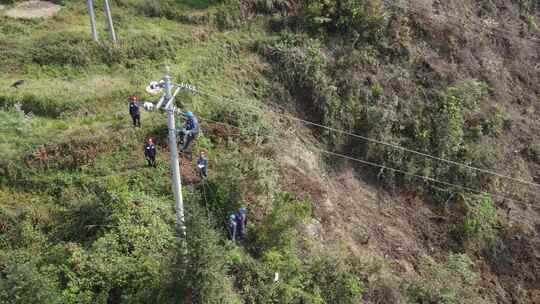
[213,0,245,30]
[519,0,539,18]
[51,236,170,303]
[370,83,384,99]
[250,192,311,253]
[30,30,183,68]
[406,254,479,304]
[0,94,81,118]
[0,18,36,36]
[134,0,179,19]
[357,79,491,201]
[211,100,271,136]
[134,0,210,24]
[0,105,26,141]
[0,207,17,249]
[261,34,345,145]
[31,32,99,67]
[43,181,176,303]
[242,32,493,203]
[432,87,468,159]
[245,0,297,15]
[173,202,241,304]
[428,81,488,195]
[229,253,273,303]
[308,254,364,304]
[0,0,16,5]
[462,195,501,250]
[234,242,365,304]
[0,37,29,72]
[301,0,388,42]
[228,192,335,304]
[101,34,178,64]
[225,193,312,303]
[481,104,508,137]
[213,145,278,204]
[0,255,64,304]
[526,142,540,163]
[198,180,238,227]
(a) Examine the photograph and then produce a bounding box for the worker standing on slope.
[179,111,199,152]
[144,138,157,167]
[235,207,247,240]
[197,150,209,179]
[128,95,141,128]
[227,214,237,243]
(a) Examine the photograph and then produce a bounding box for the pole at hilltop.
[164,69,186,239]
[87,0,98,42]
[103,0,117,44]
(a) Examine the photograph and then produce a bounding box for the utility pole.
[103,0,117,44]
[164,72,186,238]
[87,0,98,42]
[144,68,198,243]
[86,0,118,43]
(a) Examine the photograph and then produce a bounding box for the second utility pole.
[103,0,117,43]
[87,0,98,42]
[164,72,186,238]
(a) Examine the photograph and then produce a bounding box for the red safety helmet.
[129,95,138,101]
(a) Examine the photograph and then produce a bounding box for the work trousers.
[146,156,156,167]
[131,114,141,127]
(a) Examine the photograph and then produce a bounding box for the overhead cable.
[195,89,540,190]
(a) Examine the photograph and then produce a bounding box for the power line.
[190,110,532,205]
[194,89,540,191]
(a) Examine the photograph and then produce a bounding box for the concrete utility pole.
[144,68,198,242]
[87,0,98,42]
[163,72,186,238]
[103,0,117,44]
[87,0,117,43]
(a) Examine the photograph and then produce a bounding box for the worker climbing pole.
[178,111,200,154]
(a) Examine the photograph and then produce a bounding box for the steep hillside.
[264,0,540,302]
[1,0,539,303]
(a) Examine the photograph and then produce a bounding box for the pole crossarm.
[164,87,181,110]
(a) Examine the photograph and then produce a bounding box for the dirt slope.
[276,125,540,303]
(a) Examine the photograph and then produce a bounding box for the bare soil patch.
[5,0,61,19]
[276,135,441,263]
[25,141,111,170]
[180,153,202,185]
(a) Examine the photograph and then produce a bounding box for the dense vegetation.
[1,0,539,303]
